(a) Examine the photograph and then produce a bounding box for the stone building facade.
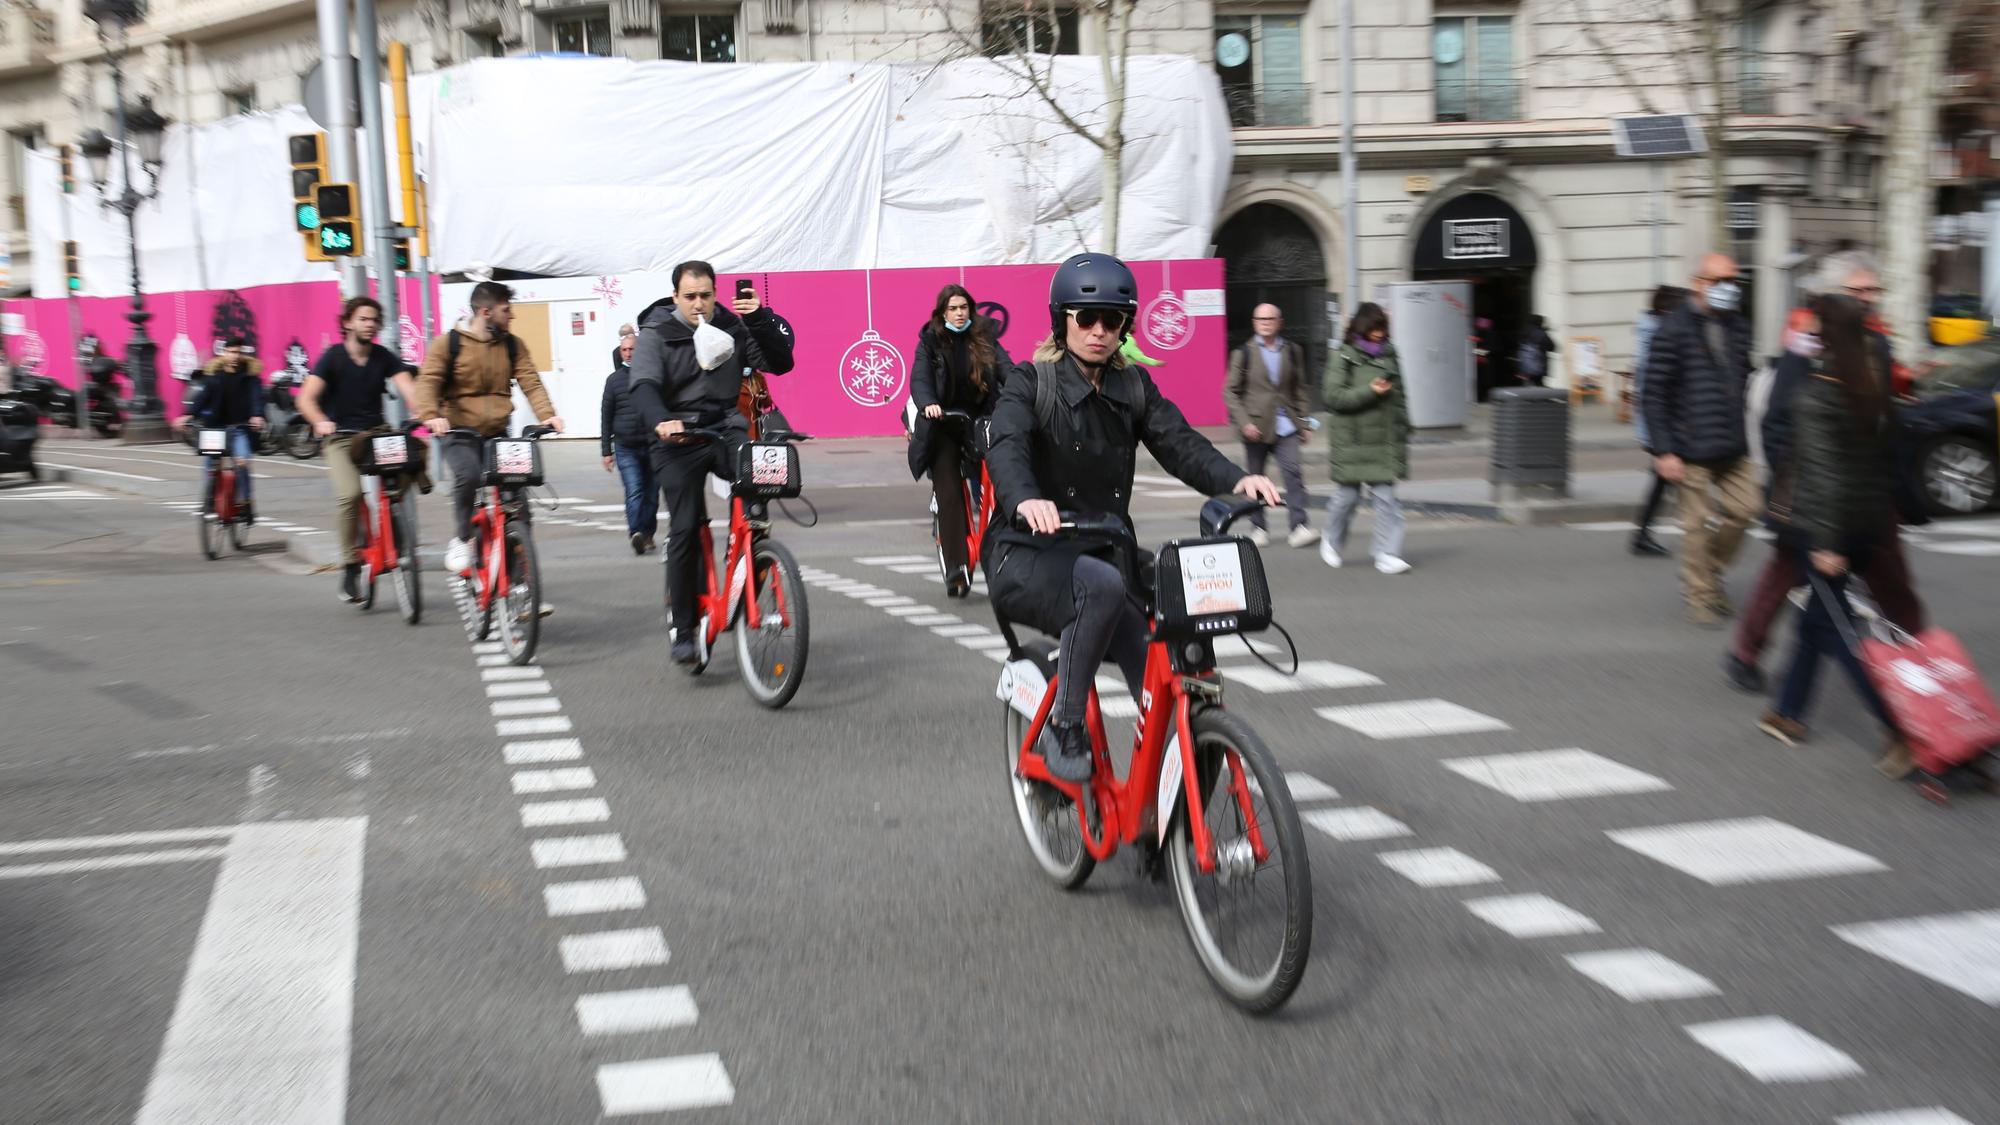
[2,0,1922,383]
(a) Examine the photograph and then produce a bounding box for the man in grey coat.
[1225,304,1317,548]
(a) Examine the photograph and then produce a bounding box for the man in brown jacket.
[1225,303,1317,547]
[416,281,565,574]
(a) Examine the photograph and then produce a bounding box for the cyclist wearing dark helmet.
[983,253,1279,781]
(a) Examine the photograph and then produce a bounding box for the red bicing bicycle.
[448,425,554,666]
[338,426,425,624]
[672,425,812,708]
[994,497,1312,1013]
[928,409,996,598]
[194,424,252,560]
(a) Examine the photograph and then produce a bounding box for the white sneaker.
[444,537,473,574]
[1375,555,1412,575]
[1246,526,1270,547]
[1319,536,1342,568]
[1287,525,1319,549]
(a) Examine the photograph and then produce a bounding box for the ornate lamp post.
[80,0,171,442]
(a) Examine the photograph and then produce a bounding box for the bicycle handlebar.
[673,425,814,446]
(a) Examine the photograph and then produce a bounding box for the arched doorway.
[1411,192,1539,400]
[1216,203,1330,392]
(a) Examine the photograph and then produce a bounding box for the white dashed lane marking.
[1315,698,1512,740]
[559,928,670,973]
[497,716,573,736]
[1221,661,1382,693]
[1836,1111,1979,1125]
[520,798,612,828]
[1682,1016,1863,1083]
[1301,807,1413,842]
[512,767,598,794]
[1463,894,1602,938]
[503,738,584,764]
[545,877,647,918]
[1607,818,1889,886]
[576,986,699,1036]
[1830,910,2000,1005]
[596,1055,735,1116]
[530,834,628,869]
[1563,949,1721,1002]
[1441,748,1674,803]
[1376,847,1501,887]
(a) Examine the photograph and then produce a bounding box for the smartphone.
[736,278,754,302]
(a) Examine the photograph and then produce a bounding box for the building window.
[1215,13,1308,127]
[981,4,1079,56]
[468,31,507,58]
[1433,15,1516,123]
[226,89,256,115]
[552,13,612,56]
[1735,4,1776,113]
[662,14,737,62]
[6,128,40,232]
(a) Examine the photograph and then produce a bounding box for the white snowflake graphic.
[1151,303,1189,340]
[1142,293,1194,351]
[837,332,906,407]
[849,345,896,394]
[592,275,623,306]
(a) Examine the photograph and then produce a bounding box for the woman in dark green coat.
[1320,302,1412,573]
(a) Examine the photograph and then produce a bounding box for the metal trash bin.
[1489,387,1570,501]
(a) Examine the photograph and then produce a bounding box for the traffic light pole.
[315,0,365,297]
[354,0,400,414]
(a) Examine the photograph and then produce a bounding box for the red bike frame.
[691,495,792,649]
[1012,643,1268,875]
[201,427,246,523]
[464,482,514,614]
[960,459,996,569]
[355,472,404,579]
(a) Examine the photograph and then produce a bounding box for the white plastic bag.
[693,316,736,371]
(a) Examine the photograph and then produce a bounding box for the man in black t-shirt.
[298,296,420,603]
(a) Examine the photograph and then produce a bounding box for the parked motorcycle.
[0,395,41,480]
[84,357,127,438]
[10,369,79,429]
[265,371,318,459]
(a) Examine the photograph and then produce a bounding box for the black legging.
[1053,555,1150,728]
[1635,469,1672,534]
[930,430,970,574]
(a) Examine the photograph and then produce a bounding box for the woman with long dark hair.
[1319,302,1412,574]
[1758,293,1910,775]
[909,284,1014,597]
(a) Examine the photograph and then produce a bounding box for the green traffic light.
[320,225,355,252]
[296,203,321,231]
[67,277,81,291]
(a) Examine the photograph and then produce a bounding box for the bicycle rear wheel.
[1001,703,1094,890]
[1165,708,1312,1014]
[498,522,541,665]
[392,494,422,625]
[733,538,809,708]
[197,499,218,561]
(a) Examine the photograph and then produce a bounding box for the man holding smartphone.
[627,260,796,666]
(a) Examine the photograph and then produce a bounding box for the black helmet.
[1048,253,1138,343]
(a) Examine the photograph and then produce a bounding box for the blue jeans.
[203,427,253,509]
[1775,549,1893,730]
[614,444,658,538]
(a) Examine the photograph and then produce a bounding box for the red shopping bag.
[1859,628,2000,775]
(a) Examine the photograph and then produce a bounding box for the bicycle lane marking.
[466,639,734,1117]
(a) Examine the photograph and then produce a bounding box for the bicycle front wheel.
[392,495,422,625]
[197,504,217,560]
[734,538,809,708]
[1001,703,1094,890]
[1165,707,1312,1014]
[356,512,378,611]
[498,522,541,665]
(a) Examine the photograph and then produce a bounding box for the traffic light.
[59,145,75,195]
[289,132,331,262]
[392,236,411,271]
[313,182,362,257]
[63,241,80,292]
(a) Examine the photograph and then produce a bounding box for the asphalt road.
[3,437,1997,1124]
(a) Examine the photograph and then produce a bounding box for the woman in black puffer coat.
[908,284,1013,597]
[1757,293,1912,777]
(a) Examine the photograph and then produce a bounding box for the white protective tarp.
[26,54,1230,296]
[27,104,417,299]
[416,54,1231,275]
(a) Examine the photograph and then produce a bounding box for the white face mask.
[1707,281,1742,313]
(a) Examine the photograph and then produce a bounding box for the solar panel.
[1611,114,1708,158]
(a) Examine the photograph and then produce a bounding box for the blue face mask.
[943,318,971,334]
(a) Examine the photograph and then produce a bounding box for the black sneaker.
[670,638,698,666]
[1042,720,1094,782]
[339,564,362,604]
[631,532,646,556]
[1630,532,1670,557]
[1724,653,1766,694]
[946,567,970,599]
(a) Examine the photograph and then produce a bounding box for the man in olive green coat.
[1320,302,1412,574]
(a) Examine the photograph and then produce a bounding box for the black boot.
[946,566,971,599]
[1042,720,1094,782]
[1630,531,1671,557]
[339,563,362,604]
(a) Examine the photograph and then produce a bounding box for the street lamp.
[81,0,171,443]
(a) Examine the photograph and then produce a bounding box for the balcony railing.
[1434,79,1520,124]
[1223,83,1312,128]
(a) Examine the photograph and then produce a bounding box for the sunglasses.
[1066,308,1130,333]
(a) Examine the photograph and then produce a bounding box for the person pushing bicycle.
[984,253,1278,782]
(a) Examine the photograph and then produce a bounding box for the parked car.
[1903,337,2000,515]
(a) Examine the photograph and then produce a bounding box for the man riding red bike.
[983,254,1279,781]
